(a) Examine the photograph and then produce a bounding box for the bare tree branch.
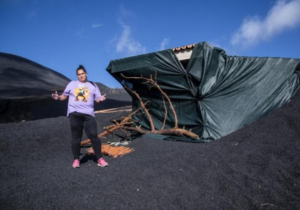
[120,73,178,128]
[124,86,155,131]
[161,96,167,130]
[81,73,200,152]
[81,104,147,146]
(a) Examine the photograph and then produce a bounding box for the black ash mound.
[0,52,70,99]
[0,53,70,123]
[0,53,131,123]
[0,86,299,210]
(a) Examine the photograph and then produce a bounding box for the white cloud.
[231,0,300,48]
[91,23,103,28]
[159,38,170,50]
[116,22,146,56]
[75,29,85,38]
[119,4,135,18]
[114,5,145,56]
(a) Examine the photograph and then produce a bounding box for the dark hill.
[0,53,131,123]
[0,52,70,99]
[0,52,71,123]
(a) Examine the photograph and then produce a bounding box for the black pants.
[69,112,102,160]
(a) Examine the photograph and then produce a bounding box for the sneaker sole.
[72,165,80,168]
[97,164,108,167]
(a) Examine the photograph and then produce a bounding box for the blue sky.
[1,0,300,88]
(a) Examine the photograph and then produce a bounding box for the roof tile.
[173,44,196,52]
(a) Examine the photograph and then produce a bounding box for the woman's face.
[77,69,87,82]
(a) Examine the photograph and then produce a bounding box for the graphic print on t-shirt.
[74,85,90,102]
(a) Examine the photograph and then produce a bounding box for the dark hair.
[76,65,87,74]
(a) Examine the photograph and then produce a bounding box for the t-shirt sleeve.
[63,82,72,96]
[94,85,102,101]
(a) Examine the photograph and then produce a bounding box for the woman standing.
[52,65,108,168]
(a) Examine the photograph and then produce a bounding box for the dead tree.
[119,73,198,138]
[81,73,199,153]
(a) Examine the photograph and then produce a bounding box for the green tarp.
[107,42,300,142]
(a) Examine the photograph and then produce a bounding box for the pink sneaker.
[72,159,80,168]
[97,158,108,167]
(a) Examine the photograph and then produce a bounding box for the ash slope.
[0,53,131,123]
[0,87,299,209]
[0,52,70,99]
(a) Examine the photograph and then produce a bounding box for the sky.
[1,0,300,88]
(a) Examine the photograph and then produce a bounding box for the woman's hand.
[52,91,59,100]
[96,94,106,103]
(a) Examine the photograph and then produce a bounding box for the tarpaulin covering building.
[107,42,300,142]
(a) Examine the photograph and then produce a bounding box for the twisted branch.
[120,73,178,128]
[81,73,199,152]
[124,86,155,131]
[81,103,147,146]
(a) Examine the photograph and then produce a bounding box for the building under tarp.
[106,42,300,142]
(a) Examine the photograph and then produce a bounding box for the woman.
[52,65,108,168]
